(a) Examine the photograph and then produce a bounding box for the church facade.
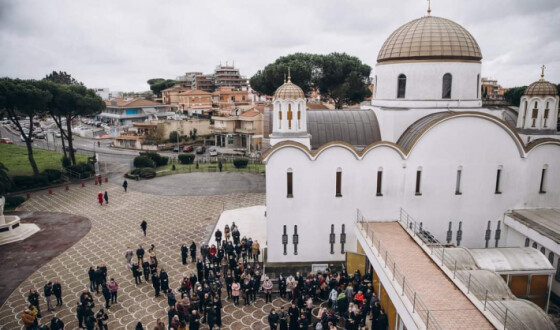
[263,13,560,265]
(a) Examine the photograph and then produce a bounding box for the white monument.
[0,196,40,245]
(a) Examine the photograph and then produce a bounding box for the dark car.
[64,146,77,153]
[195,146,206,154]
[183,145,193,152]
[173,146,180,153]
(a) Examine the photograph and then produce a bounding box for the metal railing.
[356,209,442,330]
[398,208,532,330]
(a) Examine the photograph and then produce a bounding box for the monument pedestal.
[0,197,40,245]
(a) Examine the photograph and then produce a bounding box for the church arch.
[397,74,406,98]
[442,73,452,99]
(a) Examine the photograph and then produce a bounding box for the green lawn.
[0,143,87,176]
[156,162,265,176]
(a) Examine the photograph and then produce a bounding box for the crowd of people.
[19,219,389,330]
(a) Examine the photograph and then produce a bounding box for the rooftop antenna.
[427,0,431,16]
[284,73,287,84]
[541,64,546,80]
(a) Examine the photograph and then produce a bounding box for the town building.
[98,98,173,126]
[176,90,213,115]
[94,88,123,100]
[212,107,263,152]
[161,85,191,105]
[212,87,250,108]
[258,9,560,329]
[175,64,248,93]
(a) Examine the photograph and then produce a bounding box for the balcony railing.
[398,208,532,330]
[356,209,442,330]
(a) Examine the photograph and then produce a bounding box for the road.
[0,125,137,164]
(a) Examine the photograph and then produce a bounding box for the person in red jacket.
[353,290,364,308]
[208,245,217,262]
[97,192,104,206]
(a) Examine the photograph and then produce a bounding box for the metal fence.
[398,208,532,330]
[356,209,442,330]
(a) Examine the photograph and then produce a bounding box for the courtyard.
[0,175,282,329]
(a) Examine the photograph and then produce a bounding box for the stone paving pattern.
[0,183,282,329]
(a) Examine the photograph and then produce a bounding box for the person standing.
[123,179,128,192]
[214,229,222,246]
[152,272,161,297]
[140,220,147,236]
[278,274,286,299]
[21,308,36,330]
[231,280,240,306]
[50,316,65,330]
[125,247,134,267]
[189,241,197,263]
[252,240,260,262]
[136,245,145,264]
[98,175,103,186]
[132,263,142,284]
[263,276,274,303]
[97,192,104,206]
[181,244,188,265]
[101,283,111,309]
[103,191,109,204]
[96,308,109,330]
[44,281,54,312]
[268,308,279,330]
[189,310,200,330]
[107,278,119,304]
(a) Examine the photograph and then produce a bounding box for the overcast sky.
[1,0,559,92]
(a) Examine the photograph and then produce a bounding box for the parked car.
[55,132,61,138]
[64,146,77,152]
[34,132,45,139]
[173,146,180,153]
[183,145,193,152]
[20,134,33,142]
[195,146,206,154]
[0,138,13,144]
[209,147,218,156]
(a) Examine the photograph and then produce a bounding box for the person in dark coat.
[103,191,109,204]
[207,305,217,330]
[136,245,145,265]
[101,283,111,309]
[288,303,299,330]
[152,272,161,297]
[88,267,96,291]
[76,302,85,328]
[123,180,128,192]
[181,244,188,265]
[196,258,204,282]
[375,309,389,330]
[167,305,178,328]
[94,267,104,294]
[50,316,65,330]
[214,229,222,246]
[142,261,151,282]
[132,263,142,284]
[190,242,197,263]
[167,289,176,307]
[140,220,147,236]
[160,269,169,292]
[278,306,288,330]
[134,321,144,330]
[53,281,62,306]
[189,310,200,330]
[268,308,279,329]
[85,314,96,330]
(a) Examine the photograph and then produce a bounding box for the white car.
[209,148,218,156]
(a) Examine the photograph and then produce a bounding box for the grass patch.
[156,162,265,176]
[0,144,87,176]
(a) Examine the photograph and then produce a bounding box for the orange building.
[162,85,191,104]
[212,87,249,108]
[176,90,213,113]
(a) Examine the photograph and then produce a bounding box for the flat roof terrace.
[364,222,494,329]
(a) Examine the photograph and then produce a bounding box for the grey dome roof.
[378,16,482,63]
[273,80,305,100]
[307,110,381,149]
[524,80,558,96]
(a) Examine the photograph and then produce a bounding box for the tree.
[147,79,178,97]
[190,128,197,140]
[169,131,180,142]
[148,125,165,144]
[250,53,371,108]
[0,78,51,176]
[0,162,12,196]
[41,74,105,165]
[504,86,527,106]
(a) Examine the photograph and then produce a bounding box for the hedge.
[139,167,156,179]
[5,195,26,209]
[66,163,94,179]
[178,154,195,165]
[12,175,49,190]
[233,158,249,169]
[134,156,155,168]
[139,152,169,167]
[42,169,62,182]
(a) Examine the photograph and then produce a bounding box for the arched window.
[297,103,301,129]
[477,74,480,99]
[540,164,548,194]
[524,238,530,247]
[532,242,538,249]
[336,168,342,197]
[455,166,463,195]
[442,73,452,99]
[495,165,503,194]
[287,104,293,129]
[415,167,422,196]
[544,101,550,128]
[521,100,528,128]
[549,252,555,265]
[532,101,538,127]
[376,167,383,196]
[278,104,282,129]
[287,168,293,198]
[397,74,406,98]
[541,247,546,255]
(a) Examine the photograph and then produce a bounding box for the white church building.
[262,10,560,308]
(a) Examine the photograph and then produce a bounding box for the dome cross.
[427,0,432,16]
[541,65,546,80]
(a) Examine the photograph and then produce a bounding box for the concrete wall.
[160,119,211,137]
[265,114,560,263]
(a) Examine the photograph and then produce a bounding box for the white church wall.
[265,116,560,263]
[373,61,482,106]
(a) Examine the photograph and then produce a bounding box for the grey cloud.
[0,0,558,91]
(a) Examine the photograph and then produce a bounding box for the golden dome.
[377,16,482,63]
[524,80,558,96]
[273,79,305,100]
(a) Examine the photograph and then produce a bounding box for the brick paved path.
[0,183,288,329]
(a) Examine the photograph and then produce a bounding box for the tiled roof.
[107,98,163,107]
[273,81,305,100]
[178,90,212,96]
[378,16,482,63]
[524,80,558,96]
[240,109,260,117]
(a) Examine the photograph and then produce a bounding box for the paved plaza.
[0,181,280,329]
